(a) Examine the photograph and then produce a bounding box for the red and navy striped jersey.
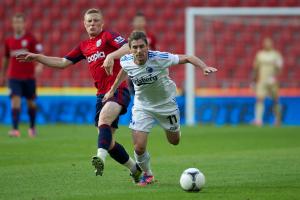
[65,30,128,95]
[4,32,42,79]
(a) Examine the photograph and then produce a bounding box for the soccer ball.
[179,168,205,192]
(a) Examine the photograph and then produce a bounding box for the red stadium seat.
[162,7,176,20]
[40,0,52,8]
[105,7,118,20]
[227,0,241,6]
[207,0,223,7]
[114,0,127,7]
[172,0,186,7]
[244,0,260,6]
[153,0,166,8]
[284,0,299,6]
[143,6,156,19]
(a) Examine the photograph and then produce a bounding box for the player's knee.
[98,116,112,126]
[134,145,146,155]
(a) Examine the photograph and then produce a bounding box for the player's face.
[263,38,273,50]
[12,17,25,34]
[133,16,146,31]
[84,13,103,38]
[131,39,149,65]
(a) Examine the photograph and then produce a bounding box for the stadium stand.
[1,0,300,89]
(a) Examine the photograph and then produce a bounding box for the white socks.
[134,151,153,176]
[255,101,264,123]
[97,148,108,162]
[123,157,138,173]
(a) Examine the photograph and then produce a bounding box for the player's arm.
[102,69,128,102]
[0,57,9,85]
[103,44,130,75]
[274,52,283,76]
[178,55,217,75]
[17,52,72,68]
[252,54,259,83]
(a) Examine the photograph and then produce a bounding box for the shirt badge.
[96,39,102,47]
[21,39,28,47]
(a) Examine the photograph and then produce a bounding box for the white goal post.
[185,7,300,126]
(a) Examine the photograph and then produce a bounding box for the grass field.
[0,124,300,200]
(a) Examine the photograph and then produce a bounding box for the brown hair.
[128,31,148,47]
[12,13,25,20]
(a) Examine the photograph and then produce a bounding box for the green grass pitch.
[1,125,300,200]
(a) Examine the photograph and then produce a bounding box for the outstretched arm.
[0,57,9,85]
[102,69,128,102]
[102,44,130,75]
[17,52,72,69]
[178,55,217,75]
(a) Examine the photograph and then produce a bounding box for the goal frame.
[185,7,300,125]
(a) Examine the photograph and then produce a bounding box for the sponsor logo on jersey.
[146,67,153,73]
[132,74,158,86]
[114,36,125,44]
[21,39,28,47]
[87,51,105,63]
[96,39,102,47]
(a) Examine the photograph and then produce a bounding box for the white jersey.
[120,50,179,110]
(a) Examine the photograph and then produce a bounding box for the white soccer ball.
[179,168,205,192]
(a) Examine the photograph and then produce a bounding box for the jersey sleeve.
[4,39,10,58]
[105,31,127,49]
[276,52,283,69]
[156,51,179,68]
[64,45,85,64]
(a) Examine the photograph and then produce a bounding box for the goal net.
[185,7,300,125]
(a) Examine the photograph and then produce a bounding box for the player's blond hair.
[84,8,102,17]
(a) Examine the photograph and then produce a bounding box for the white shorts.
[129,101,180,133]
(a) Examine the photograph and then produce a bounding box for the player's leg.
[254,82,266,126]
[24,79,37,137]
[130,107,155,185]
[8,79,22,137]
[93,88,139,178]
[156,101,181,145]
[270,84,281,126]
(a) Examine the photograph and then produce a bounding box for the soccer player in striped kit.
[1,13,43,138]
[17,8,141,183]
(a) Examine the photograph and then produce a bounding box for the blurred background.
[0,0,300,125]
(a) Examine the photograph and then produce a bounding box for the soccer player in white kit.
[103,31,217,186]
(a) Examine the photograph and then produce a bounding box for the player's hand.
[203,66,218,75]
[102,90,114,103]
[102,55,114,75]
[16,52,38,62]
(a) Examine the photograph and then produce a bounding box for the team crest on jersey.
[114,36,125,44]
[96,39,102,47]
[21,39,28,47]
[146,67,153,73]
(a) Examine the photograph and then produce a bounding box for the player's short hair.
[128,31,148,47]
[84,8,102,17]
[135,12,145,18]
[12,13,25,20]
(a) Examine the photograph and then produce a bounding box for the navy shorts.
[94,87,131,128]
[8,79,36,99]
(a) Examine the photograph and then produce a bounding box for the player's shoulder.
[148,50,171,60]
[120,54,134,63]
